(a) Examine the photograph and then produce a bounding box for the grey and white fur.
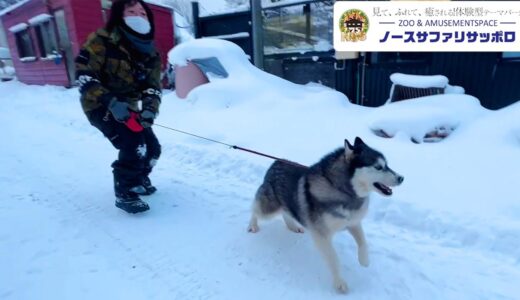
[248,137,404,294]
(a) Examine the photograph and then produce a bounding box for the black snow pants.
[87,108,161,196]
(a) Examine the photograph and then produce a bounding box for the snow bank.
[167,38,350,108]
[455,99,520,146]
[166,38,357,163]
[445,84,465,94]
[0,47,11,59]
[369,94,488,142]
[2,66,15,76]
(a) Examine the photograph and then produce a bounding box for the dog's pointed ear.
[345,139,354,157]
[354,137,366,153]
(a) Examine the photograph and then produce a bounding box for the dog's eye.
[375,165,383,171]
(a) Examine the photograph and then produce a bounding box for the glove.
[140,110,156,128]
[107,98,130,123]
[126,112,144,132]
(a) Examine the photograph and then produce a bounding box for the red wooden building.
[0,0,174,87]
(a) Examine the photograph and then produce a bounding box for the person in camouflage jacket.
[76,0,163,213]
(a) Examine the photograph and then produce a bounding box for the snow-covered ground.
[1,39,520,299]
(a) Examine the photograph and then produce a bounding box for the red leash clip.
[125,111,144,132]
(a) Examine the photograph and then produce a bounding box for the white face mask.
[124,16,151,34]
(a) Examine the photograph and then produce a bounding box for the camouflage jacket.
[75,28,162,114]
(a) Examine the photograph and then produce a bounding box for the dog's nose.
[397,176,404,184]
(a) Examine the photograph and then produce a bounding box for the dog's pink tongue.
[383,185,392,195]
[375,183,392,196]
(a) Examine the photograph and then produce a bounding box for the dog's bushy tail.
[253,183,282,217]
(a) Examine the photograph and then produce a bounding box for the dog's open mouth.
[374,182,392,196]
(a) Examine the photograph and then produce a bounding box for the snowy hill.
[1,39,520,299]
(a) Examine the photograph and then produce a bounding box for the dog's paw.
[334,278,349,294]
[247,224,259,233]
[287,225,305,234]
[358,247,369,267]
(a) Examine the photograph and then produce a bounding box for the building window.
[101,0,113,9]
[14,29,36,59]
[263,1,334,55]
[34,21,59,58]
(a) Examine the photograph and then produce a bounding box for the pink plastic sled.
[174,62,209,99]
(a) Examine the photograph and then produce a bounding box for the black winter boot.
[115,191,150,214]
[142,176,157,195]
[113,161,149,213]
[130,176,157,196]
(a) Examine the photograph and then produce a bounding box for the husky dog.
[247,137,404,293]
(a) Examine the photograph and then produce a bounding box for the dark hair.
[106,0,155,37]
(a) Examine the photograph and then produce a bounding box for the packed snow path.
[1,82,519,299]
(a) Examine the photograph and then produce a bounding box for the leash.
[153,123,307,168]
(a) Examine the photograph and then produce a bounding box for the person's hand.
[108,99,130,122]
[140,110,156,128]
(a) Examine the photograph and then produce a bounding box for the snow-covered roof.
[28,13,52,25]
[8,23,28,33]
[0,0,31,17]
